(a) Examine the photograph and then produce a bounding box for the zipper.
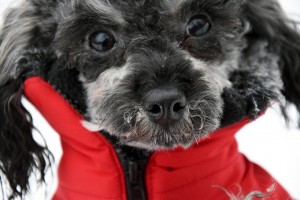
[102,132,152,200]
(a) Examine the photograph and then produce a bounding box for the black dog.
[0,0,300,199]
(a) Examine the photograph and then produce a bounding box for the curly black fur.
[0,0,300,198]
[0,77,52,200]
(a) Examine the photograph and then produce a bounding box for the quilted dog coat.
[24,77,291,200]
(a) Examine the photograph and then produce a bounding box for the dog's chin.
[83,116,217,151]
[114,129,207,151]
[121,133,204,151]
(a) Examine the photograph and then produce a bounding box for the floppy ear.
[244,0,300,125]
[0,2,56,199]
[0,77,53,199]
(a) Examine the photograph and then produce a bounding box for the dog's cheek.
[185,53,237,93]
[81,65,131,122]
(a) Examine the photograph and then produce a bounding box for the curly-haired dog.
[0,0,300,199]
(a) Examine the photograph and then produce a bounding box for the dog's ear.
[0,77,52,199]
[244,0,300,125]
[0,2,56,199]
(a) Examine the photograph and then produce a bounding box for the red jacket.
[24,77,291,200]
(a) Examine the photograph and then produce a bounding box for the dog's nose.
[143,88,186,125]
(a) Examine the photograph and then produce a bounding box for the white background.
[1,0,300,199]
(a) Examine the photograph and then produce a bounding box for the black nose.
[143,88,187,125]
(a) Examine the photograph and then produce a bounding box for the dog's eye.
[186,16,210,37]
[89,31,116,51]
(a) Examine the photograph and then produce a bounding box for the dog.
[0,0,300,199]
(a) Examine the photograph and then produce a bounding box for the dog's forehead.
[74,0,192,23]
[58,0,234,29]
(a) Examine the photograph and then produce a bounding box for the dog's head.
[1,0,300,198]
[60,0,242,149]
[48,0,294,149]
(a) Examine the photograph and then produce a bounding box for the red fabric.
[24,77,292,200]
[145,120,290,200]
[24,77,126,200]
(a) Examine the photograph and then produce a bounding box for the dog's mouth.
[83,110,205,150]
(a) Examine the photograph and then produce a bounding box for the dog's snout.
[143,88,186,125]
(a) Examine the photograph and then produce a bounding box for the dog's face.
[52,0,249,149]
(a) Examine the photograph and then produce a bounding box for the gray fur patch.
[82,62,132,123]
